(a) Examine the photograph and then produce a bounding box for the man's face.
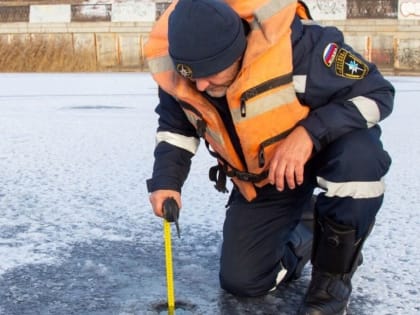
[189,58,241,98]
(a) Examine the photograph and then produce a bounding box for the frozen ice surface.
[0,73,419,314]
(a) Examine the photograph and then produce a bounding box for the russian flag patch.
[323,43,338,67]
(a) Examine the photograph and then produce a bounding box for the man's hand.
[268,126,314,191]
[149,189,182,217]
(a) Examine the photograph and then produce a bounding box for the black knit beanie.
[168,0,246,79]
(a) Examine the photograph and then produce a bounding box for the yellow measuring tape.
[164,219,175,314]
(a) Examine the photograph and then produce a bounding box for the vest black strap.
[208,161,269,194]
[205,140,269,192]
[225,166,269,183]
[209,165,229,193]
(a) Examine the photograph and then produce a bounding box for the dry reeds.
[0,33,98,72]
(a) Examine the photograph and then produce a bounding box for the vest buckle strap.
[229,169,268,183]
[209,165,229,193]
[212,162,268,184]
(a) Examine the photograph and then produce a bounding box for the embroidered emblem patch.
[323,43,338,67]
[176,63,193,78]
[335,49,369,79]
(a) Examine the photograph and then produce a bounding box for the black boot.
[297,217,367,315]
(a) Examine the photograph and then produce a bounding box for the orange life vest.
[145,0,309,201]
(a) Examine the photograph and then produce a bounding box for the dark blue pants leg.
[219,183,314,297]
[311,126,391,238]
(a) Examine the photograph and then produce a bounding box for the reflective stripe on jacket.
[145,0,309,201]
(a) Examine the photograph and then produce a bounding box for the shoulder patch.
[335,48,369,79]
[322,43,338,67]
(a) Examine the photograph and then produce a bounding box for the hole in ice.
[152,300,197,314]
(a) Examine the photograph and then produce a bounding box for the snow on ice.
[0,73,419,314]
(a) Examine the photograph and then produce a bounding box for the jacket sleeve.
[146,87,200,193]
[296,25,395,151]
